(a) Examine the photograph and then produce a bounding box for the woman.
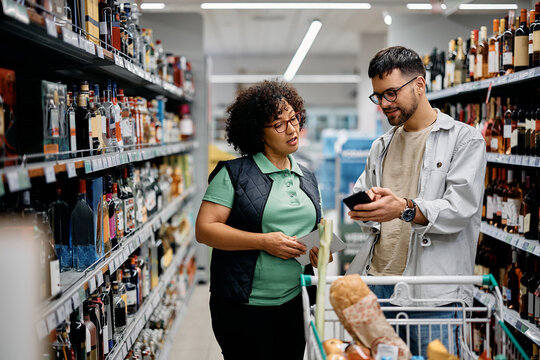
[196,80,328,360]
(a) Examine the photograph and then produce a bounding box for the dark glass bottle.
[111,281,127,339]
[514,8,530,72]
[71,180,96,272]
[83,304,98,360]
[533,2,540,67]
[48,185,72,271]
[517,100,527,155]
[69,309,87,360]
[120,168,136,234]
[75,82,92,157]
[106,176,118,249]
[523,174,539,240]
[502,12,515,73]
[66,91,77,157]
[505,249,522,310]
[123,268,137,315]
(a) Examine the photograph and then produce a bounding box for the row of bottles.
[49,208,193,360]
[0,155,192,284]
[22,0,195,91]
[476,235,540,327]
[438,96,540,157]
[425,4,540,92]
[482,165,539,240]
[5,72,194,162]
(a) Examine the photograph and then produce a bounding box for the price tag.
[66,162,77,178]
[44,18,58,38]
[528,243,535,252]
[96,46,104,59]
[78,34,86,50]
[534,246,540,256]
[536,158,540,167]
[36,319,49,338]
[511,237,519,247]
[114,54,125,68]
[5,170,20,192]
[71,293,82,309]
[44,166,56,184]
[56,306,66,324]
[521,241,529,251]
[128,241,134,253]
[88,276,97,294]
[516,320,529,333]
[92,159,99,171]
[84,160,92,173]
[96,271,104,287]
[114,154,120,165]
[123,248,130,261]
[64,298,73,316]
[46,312,58,332]
[85,41,96,55]
[18,169,30,190]
[108,257,117,273]
[106,157,113,168]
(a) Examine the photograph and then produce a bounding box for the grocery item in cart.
[329,274,411,360]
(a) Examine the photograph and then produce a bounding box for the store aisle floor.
[167,283,222,360]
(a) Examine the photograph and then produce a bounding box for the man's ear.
[415,76,427,94]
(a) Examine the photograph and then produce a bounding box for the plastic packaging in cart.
[376,345,399,360]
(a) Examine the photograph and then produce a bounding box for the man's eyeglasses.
[264,112,301,133]
[368,77,418,105]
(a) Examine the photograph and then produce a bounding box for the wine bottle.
[72,180,96,272]
[488,19,500,78]
[476,26,488,81]
[533,3,540,67]
[502,12,516,73]
[514,8,530,72]
[48,185,72,272]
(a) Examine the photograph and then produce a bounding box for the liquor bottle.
[129,256,141,309]
[120,168,136,234]
[476,26,489,81]
[111,281,127,340]
[54,323,76,360]
[491,97,504,154]
[523,174,539,240]
[123,268,137,315]
[516,100,527,155]
[98,0,111,50]
[528,258,540,323]
[494,168,506,227]
[534,3,540,67]
[483,99,494,152]
[502,12,516,73]
[120,5,127,56]
[93,84,108,152]
[112,182,124,241]
[87,299,104,360]
[488,19,500,78]
[498,18,507,76]
[152,165,163,213]
[179,104,194,140]
[504,98,514,154]
[102,275,115,349]
[124,3,138,61]
[118,89,134,148]
[69,309,87,360]
[37,211,62,299]
[111,0,121,51]
[133,168,146,226]
[521,253,532,319]
[102,82,118,152]
[88,90,104,153]
[75,82,92,157]
[485,166,497,225]
[66,91,77,157]
[530,10,536,67]
[505,249,522,310]
[536,281,540,328]
[526,100,534,155]
[142,164,157,218]
[83,304,98,360]
[102,179,111,256]
[106,176,118,249]
[536,97,540,157]
[44,89,60,156]
[71,180,96,272]
[514,8,530,72]
[111,82,123,150]
[48,185,72,271]
[505,169,522,233]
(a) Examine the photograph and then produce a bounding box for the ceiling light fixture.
[283,20,322,82]
[458,3,518,10]
[201,2,371,10]
[382,10,392,25]
[140,2,165,9]
[406,3,447,10]
[210,74,360,83]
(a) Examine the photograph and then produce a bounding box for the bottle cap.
[79,180,86,194]
[113,182,118,194]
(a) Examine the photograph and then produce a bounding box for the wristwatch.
[400,198,416,222]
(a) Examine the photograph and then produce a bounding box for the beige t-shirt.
[369,123,433,276]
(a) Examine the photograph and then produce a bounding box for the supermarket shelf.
[107,237,197,360]
[473,287,540,345]
[35,186,197,339]
[156,271,199,360]
[0,141,198,193]
[427,66,540,101]
[503,307,540,346]
[0,11,188,102]
[480,222,540,258]
[486,152,540,168]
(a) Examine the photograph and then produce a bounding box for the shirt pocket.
[422,159,450,200]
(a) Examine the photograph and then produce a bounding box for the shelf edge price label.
[56,306,66,325]
[36,319,48,338]
[96,271,104,287]
[66,162,77,178]
[96,46,104,59]
[88,276,97,294]
[534,246,540,256]
[71,293,82,309]
[64,298,73,317]
[45,18,58,38]
[44,166,56,184]
[84,160,93,173]
[46,312,58,333]
[5,170,20,192]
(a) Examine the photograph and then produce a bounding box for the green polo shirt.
[203,152,318,306]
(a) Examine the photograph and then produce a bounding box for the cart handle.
[301,274,498,288]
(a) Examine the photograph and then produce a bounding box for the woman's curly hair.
[225,80,306,156]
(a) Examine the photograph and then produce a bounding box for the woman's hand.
[309,247,333,268]
[262,232,307,260]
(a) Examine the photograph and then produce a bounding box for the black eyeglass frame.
[368,76,419,105]
[263,112,301,133]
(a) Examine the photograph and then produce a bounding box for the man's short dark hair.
[368,46,426,79]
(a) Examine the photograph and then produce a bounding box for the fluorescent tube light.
[283,20,322,82]
[140,2,165,9]
[201,2,371,10]
[406,3,447,10]
[458,4,518,10]
[210,74,361,83]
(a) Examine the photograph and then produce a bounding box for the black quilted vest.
[207,155,321,303]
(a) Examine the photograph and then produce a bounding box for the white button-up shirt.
[347,109,487,306]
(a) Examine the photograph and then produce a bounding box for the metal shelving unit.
[480,222,540,258]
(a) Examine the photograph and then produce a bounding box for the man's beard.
[383,94,418,127]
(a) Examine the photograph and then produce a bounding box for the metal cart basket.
[301,275,529,360]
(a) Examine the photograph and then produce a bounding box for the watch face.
[402,209,415,222]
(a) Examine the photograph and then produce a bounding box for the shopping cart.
[301,275,529,360]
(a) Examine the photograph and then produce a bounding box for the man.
[347,46,486,354]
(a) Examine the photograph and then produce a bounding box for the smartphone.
[343,191,373,211]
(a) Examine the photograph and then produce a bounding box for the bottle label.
[50,259,61,297]
[501,200,508,224]
[518,214,524,234]
[529,292,534,317]
[488,50,497,73]
[486,195,494,220]
[503,51,513,66]
[127,289,137,306]
[529,33,534,55]
[99,22,108,35]
[506,198,521,227]
[524,213,531,233]
[511,128,518,148]
[535,294,540,320]
[534,31,540,52]
[116,208,124,235]
[504,124,512,138]
[468,54,475,74]
[514,36,529,67]
[490,138,498,151]
[476,54,483,77]
[49,108,60,137]
[145,190,156,212]
[124,198,135,231]
[495,195,502,216]
[102,323,109,354]
[69,112,77,152]
[86,327,91,353]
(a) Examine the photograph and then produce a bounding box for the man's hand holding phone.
[346,187,407,223]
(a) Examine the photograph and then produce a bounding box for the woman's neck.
[264,152,290,170]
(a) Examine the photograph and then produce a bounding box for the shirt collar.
[253,152,304,176]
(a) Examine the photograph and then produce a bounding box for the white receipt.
[294,230,346,266]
